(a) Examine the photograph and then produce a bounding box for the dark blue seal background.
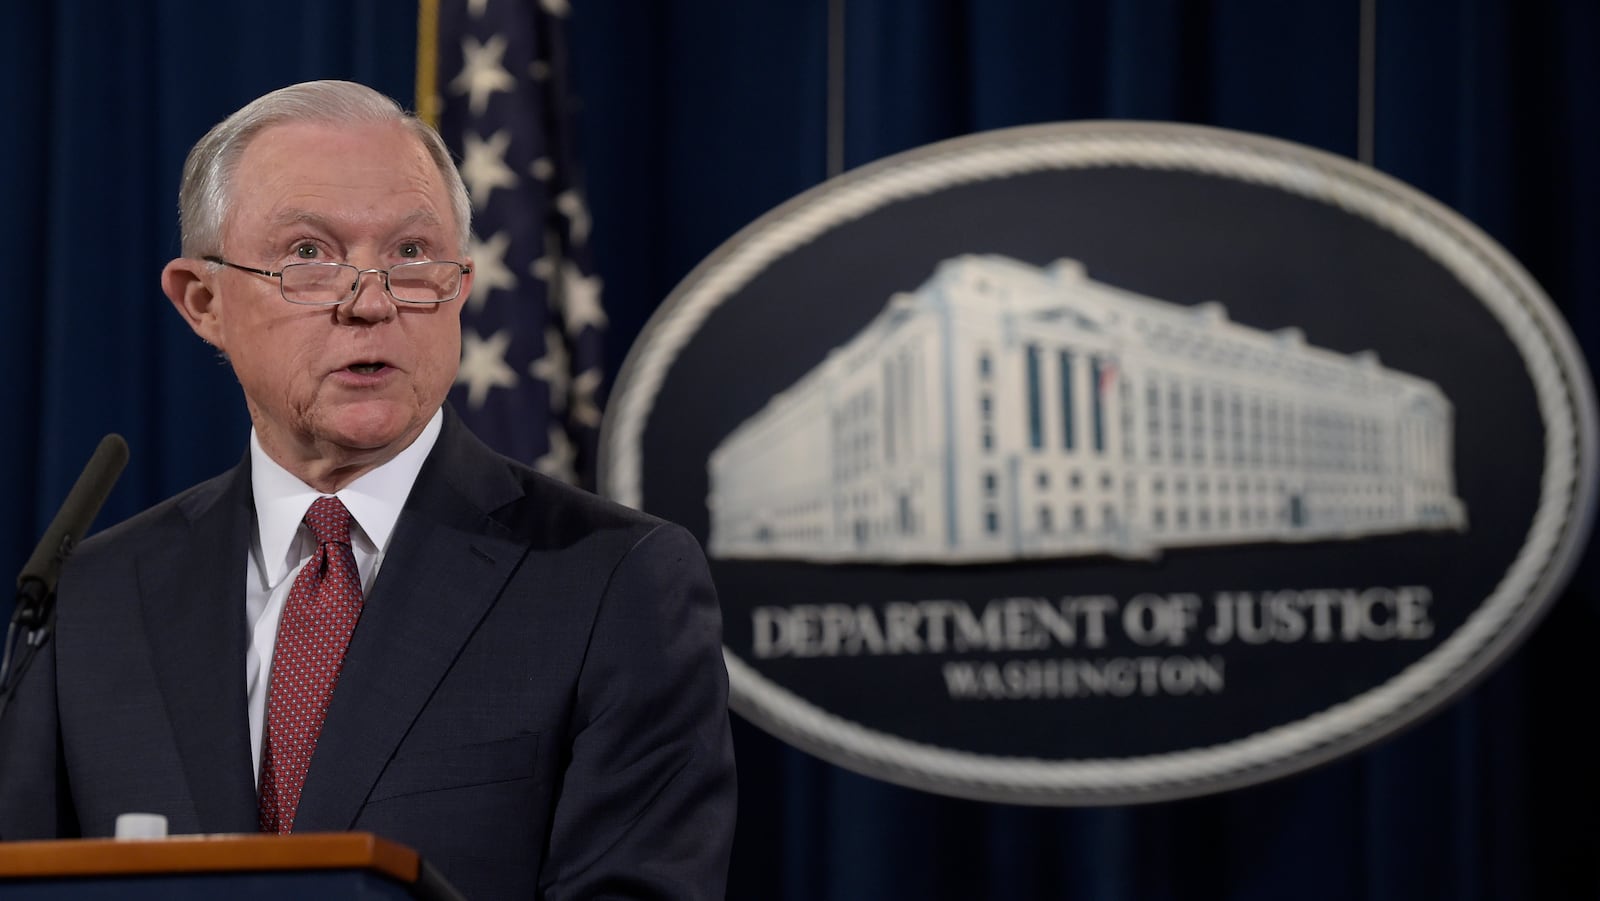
[635,164,1541,760]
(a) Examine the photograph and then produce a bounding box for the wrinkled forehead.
[223,120,459,247]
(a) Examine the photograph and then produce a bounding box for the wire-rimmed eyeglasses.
[203,255,471,306]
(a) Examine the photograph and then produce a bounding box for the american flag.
[419,0,605,488]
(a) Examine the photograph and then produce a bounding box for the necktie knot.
[303,496,352,546]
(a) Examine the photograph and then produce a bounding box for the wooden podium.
[0,832,464,900]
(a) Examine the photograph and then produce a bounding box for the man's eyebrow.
[265,209,335,232]
[389,209,448,232]
[263,208,448,233]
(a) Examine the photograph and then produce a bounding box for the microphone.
[13,434,130,618]
[0,434,129,703]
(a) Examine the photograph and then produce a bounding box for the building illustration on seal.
[706,255,1467,563]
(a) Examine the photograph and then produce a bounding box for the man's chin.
[316,405,428,457]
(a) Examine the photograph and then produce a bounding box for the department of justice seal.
[600,122,1596,804]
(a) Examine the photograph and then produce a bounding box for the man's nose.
[338,268,396,323]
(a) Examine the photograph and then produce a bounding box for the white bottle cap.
[113,812,169,839]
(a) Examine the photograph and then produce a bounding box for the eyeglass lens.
[281,262,461,304]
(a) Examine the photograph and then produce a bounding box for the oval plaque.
[601,122,1597,804]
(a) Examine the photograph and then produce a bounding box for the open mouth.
[347,362,387,375]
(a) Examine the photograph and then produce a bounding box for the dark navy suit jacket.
[0,410,737,900]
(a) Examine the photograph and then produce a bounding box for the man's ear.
[162,258,225,348]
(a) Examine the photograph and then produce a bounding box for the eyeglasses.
[203,255,471,306]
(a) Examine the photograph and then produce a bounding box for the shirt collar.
[249,409,444,585]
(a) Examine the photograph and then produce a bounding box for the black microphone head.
[16,433,130,593]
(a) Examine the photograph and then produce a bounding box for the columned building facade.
[708,255,1466,563]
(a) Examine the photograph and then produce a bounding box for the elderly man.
[0,81,736,900]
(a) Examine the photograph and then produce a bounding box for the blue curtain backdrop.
[1,2,1594,899]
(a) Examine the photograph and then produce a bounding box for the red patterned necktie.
[258,496,364,834]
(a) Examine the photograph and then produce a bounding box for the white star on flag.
[535,424,576,481]
[452,35,516,115]
[530,249,557,282]
[554,189,591,245]
[569,368,603,428]
[529,326,571,413]
[466,231,517,312]
[459,130,517,206]
[558,262,606,335]
[456,328,519,408]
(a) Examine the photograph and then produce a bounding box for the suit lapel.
[293,412,528,832]
[139,462,260,834]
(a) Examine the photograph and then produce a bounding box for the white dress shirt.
[244,410,443,784]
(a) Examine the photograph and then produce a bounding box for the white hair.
[176,80,472,256]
